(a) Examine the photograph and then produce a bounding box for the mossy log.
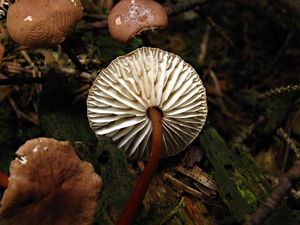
[200,125,298,225]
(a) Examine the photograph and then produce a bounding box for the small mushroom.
[108,0,168,43]
[6,0,83,47]
[87,47,207,225]
[0,137,102,225]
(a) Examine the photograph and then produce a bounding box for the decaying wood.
[200,125,299,225]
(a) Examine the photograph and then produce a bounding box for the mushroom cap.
[87,47,207,160]
[6,0,83,47]
[0,137,102,225]
[108,0,168,43]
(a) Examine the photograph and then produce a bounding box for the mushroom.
[0,137,102,225]
[6,0,83,47]
[108,0,168,43]
[87,47,207,225]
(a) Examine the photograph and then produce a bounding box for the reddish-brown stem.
[116,107,163,225]
[0,171,8,189]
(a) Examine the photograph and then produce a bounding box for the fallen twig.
[259,84,300,99]
[0,76,46,86]
[165,0,210,16]
[243,160,300,225]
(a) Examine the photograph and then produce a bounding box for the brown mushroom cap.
[108,0,168,43]
[0,137,102,225]
[6,0,83,47]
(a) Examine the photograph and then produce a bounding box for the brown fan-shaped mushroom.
[0,137,102,225]
[108,0,168,43]
[87,47,207,225]
[6,0,83,47]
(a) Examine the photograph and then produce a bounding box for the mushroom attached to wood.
[0,137,102,225]
[6,0,83,47]
[87,47,207,225]
[108,0,168,43]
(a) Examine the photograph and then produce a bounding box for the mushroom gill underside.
[87,47,207,160]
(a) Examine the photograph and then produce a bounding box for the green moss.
[199,125,298,224]
[234,172,258,206]
[93,138,135,224]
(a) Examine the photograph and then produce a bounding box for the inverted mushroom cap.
[108,0,168,43]
[87,47,207,160]
[0,137,102,225]
[6,0,83,47]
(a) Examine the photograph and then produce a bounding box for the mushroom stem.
[116,106,163,225]
[0,171,8,189]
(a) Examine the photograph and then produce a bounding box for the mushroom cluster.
[0,137,102,225]
[108,0,168,43]
[87,47,207,225]
[6,0,83,47]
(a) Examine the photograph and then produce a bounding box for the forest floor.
[0,0,300,224]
